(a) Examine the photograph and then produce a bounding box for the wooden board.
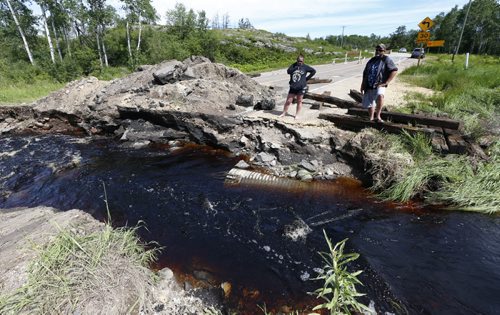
[443,128,467,154]
[309,91,332,110]
[430,128,449,153]
[349,89,363,103]
[347,107,461,130]
[304,92,361,109]
[319,113,435,136]
[307,78,333,84]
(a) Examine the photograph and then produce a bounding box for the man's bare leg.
[369,106,375,121]
[375,95,384,121]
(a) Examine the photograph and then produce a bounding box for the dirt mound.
[32,56,276,124]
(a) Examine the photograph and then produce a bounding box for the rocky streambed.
[0,56,403,186]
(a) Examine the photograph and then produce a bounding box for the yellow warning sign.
[417,31,431,42]
[427,40,445,47]
[418,17,434,31]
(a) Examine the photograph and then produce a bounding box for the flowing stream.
[1,134,499,314]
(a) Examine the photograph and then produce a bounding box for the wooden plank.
[304,92,361,109]
[307,78,333,84]
[465,141,490,161]
[311,91,332,110]
[430,128,449,153]
[347,107,461,130]
[349,89,363,103]
[443,128,467,154]
[319,113,435,136]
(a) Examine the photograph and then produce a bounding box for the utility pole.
[452,0,472,62]
[340,26,345,48]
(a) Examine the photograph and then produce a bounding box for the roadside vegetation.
[369,56,500,213]
[3,0,496,104]
[0,221,159,314]
[400,55,499,137]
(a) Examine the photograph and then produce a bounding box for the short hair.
[376,43,386,50]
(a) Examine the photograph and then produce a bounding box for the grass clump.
[0,222,159,314]
[378,133,500,213]
[429,142,500,213]
[309,230,369,315]
[379,156,471,203]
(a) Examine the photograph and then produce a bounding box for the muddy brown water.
[1,134,499,314]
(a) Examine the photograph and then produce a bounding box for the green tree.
[389,25,408,49]
[166,3,195,40]
[462,0,500,54]
[120,0,157,59]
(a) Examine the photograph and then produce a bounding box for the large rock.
[153,60,191,85]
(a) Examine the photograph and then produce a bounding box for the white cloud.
[110,0,469,37]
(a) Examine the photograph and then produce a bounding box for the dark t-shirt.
[363,55,398,89]
[287,63,316,91]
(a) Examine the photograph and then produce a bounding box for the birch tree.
[37,0,56,63]
[3,0,35,64]
[121,0,156,59]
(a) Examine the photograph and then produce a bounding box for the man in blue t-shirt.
[279,54,316,119]
[360,44,398,122]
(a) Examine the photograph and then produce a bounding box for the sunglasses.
[376,48,385,51]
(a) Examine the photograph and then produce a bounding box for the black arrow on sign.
[422,21,430,28]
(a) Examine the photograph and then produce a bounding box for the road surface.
[253,52,413,101]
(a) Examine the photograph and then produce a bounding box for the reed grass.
[430,141,500,213]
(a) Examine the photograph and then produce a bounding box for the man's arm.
[379,70,397,87]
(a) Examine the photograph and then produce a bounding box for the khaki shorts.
[362,87,386,108]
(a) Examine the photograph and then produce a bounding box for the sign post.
[416,17,434,67]
[415,16,445,65]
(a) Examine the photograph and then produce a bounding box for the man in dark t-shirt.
[360,44,398,122]
[279,54,316,119]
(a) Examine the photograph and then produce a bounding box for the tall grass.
[400,55,500,138]
[378,133,500,212]
[0,82,66,104]
[0,221,159,314]
[430,141,500,213]
[379,156,472,203]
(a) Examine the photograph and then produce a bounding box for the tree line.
[1,0,498,83]
[387,0,499,54]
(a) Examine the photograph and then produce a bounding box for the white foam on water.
[300,271,310,281]
[283,218,312,242]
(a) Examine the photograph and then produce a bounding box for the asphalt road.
[253,52,413,100]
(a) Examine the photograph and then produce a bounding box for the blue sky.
[148,0,470,38]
